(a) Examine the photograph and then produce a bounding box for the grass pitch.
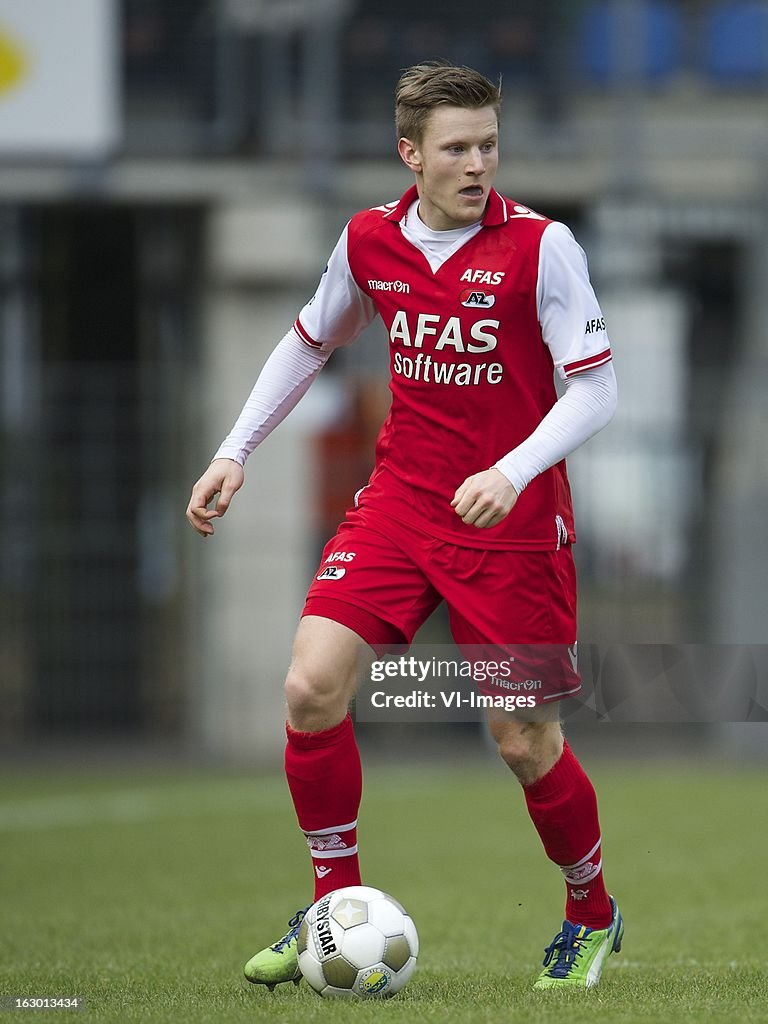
[1,748,766,1023]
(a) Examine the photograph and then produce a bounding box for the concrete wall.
[190,198,328,760]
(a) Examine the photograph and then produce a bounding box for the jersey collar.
[387,184,507,227]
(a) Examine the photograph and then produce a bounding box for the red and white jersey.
[295,185,612,550]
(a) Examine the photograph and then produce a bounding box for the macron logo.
[368,279,410,293]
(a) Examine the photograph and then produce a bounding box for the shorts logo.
[568,643,578,672]
[316,566,346,581]
[460,288,496,308]
[555,514,568,549]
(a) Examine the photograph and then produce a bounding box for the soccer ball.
[297,885,418,998]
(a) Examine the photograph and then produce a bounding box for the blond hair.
[395,61,501,144]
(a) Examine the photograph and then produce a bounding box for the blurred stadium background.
[1,0,767,766]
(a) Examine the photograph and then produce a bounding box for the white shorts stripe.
[541,682,583,702]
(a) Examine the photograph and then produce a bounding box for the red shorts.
[303,508,581,704]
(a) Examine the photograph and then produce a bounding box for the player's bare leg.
[245,616,372,990]
[284,615,371,732]
[486,704,564,785]
[487,705,623,989]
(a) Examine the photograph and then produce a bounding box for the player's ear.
[398,136,422,174]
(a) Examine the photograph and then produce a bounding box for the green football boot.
[244,906,311,991]
[533,896,624,990]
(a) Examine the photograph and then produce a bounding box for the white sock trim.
[560,837,601,871]
[562,856,603,886]
[303,819,357,836]
[311,846,359,859]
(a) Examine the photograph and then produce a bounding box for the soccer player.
[186,61,622,991]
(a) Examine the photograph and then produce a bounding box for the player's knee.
[495,730,537,774]
[284,662,348,729]
[492,721,563,783]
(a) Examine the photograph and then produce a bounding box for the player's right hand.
[186,458,244,537]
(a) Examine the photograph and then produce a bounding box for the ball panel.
[296,918,308,955]
[328,885,385,902]
[403,915,419,957]
[297,950,327,994]
[322,954,359,989]
[331,897,368,929]
[369,897,407,936]
[321,985,359,999]
[387,956,417,994]
[339,921,385,967]
[382,933,411,972]
[384,893,408,915]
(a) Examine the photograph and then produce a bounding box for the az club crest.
[460,288,496,308]
[316,566,346,581]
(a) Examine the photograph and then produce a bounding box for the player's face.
[398,105,499,231]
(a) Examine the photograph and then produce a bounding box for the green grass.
[1,755,767,1023]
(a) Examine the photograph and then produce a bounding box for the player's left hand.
[451,468,519,529]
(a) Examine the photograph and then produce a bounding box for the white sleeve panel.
[493,361,617,494]
[213,327,330,466]
[294,223,378,353]
[537,222,612,379]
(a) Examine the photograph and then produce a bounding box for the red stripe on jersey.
[562,348,612,378]
[294,317,322,349]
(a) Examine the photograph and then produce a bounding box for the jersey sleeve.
[493,361,618,493]
[212,327,329,466]
[294,223,378,353]
[537,221,612,379]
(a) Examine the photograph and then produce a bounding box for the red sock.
[522,739,613,929]
[285,712,362,901]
